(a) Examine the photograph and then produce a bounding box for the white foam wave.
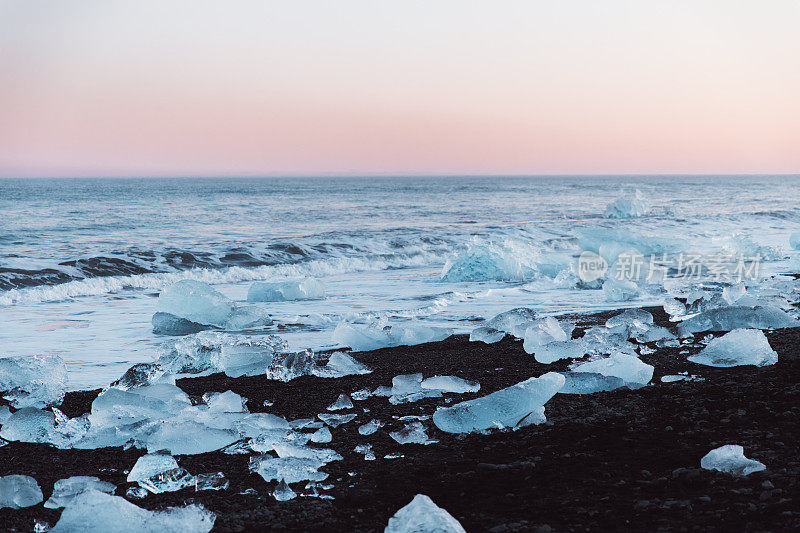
[0,250,448,306]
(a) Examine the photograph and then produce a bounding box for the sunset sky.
[1,1,798,177]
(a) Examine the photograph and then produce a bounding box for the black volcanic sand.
[2,306,800,532]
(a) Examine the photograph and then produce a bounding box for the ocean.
[1,175,799,389]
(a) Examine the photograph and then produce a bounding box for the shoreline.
[2,306,800,531]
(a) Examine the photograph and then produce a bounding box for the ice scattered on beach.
[44,476,115,509]
[688,329,777,367]
[152,280,270,335]
[318,413,357,428]
[358,419,383,436]
[157,332,287,376]
[483,307,538,338]
[570,353,654,389]
[469,326,506,344]
[310,427,333,443]
[332,322,452,352]
[679,305,796,334]
[390,421,435,445]
[385,494,466,533]
[0,354,67,409]
[327,394,354,411]
[433,372,564,433]
[700,445,766,476]
[272,479,297,501]
[522,317,587,364]
[421,375,480,394]
[0,475,43,509]
[127,453,194,494]
[247,277,325,302]
[604,189,650,219]
[50,490,215,533]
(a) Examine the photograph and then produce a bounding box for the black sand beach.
[2,307,799,532]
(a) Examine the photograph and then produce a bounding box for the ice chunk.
[523,317,572,347]
[112,363,170,390]
[0,407,59,444]
[250,456,331,483]
[318,413,356,427]
[0,354,67,408]
[679,305,796,333]
[193,472,228,491]
[272,479,297,501]
[236,413,291,438]
[0,475,43,509]
[127,453,194,494]
[422,376,480,394]
[266,348,318,381]
[0,405,11,425]
[44,476,115,509]
[602,277,640,301]
[604,189,650,219]
[791,231,800,250]
[389,373,442,404]
[385,494,466,533]
[390,421,434,445]
[688,329,777,367]
[606,309,653,331]
[433,372,565,433]
[89,384,191,429]
[204,390,248,412]
[469,326,505,344]
[314,351,372,378]
[530,339,588,364]
[310,427,333,443]
[700,444,766,476]
[332,322,451,352]
[158,332,287,375]
[145,421,239,455]
[217,344,273,378]
[634,326,675,343]
[153,280,270,335]
[392,325,452,346]
[571,353,654,388]
[355,443,376,460]
[358,419,383,436]
[50,490,215,533]
[440,238,542,282]
[663,297,687,318]
[722,283,747,305]
[485,307,538,338]
[558,372,627,394]
[247,277,325,302]
[327,394,354,411]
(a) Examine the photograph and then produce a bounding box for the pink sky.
[1,1,799,177]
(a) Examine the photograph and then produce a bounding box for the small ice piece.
[635,326,676,344]
[327,394,354,411]
[44,476,115,509]
[49,490,215,533]
[485,307,538,338]
[125,486,149,500]
[354,444,376,460]
[390,324,453,346]
[523,317,571,347]
[310,427,333,443]
[571,353,654,388]
[421,376,480,394]
[385,494,466,533]
[289,418,317,429]
[34,519,50,533]
[314,352,372,378]
[272,479,297,501]
[432,372,564,434]
[217,344,273,378]
[663,297,687,318]
[267,348,318,381]
[372,385,392,397]
[680,305,796,333]
[700,444,766,476]
[606,308,653,331]
[0,407,62,445]
[127,453,194,494]
[661,375,689,383]
[250,456,331,483]
[318,413,357,427]
[154,280,235,330]
[236,413,291,438]
[390,421,434,445]
[469,326,505,344]
[112,362,169,390]
[392,373,423,396]
[358,419,383,435]
[530,339,588,364]
[350,388,372,401]
[604,189,650,219]
[247,277,325,302]
[194,472,229,491]
[602,277,640,301]
[688,329,777,367]
[0,354,67,408]
[331,322,395,352]
[0,475,43,509]
[204,390,248,413]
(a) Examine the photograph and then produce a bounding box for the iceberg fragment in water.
[0,354,67,408]
[688,329,777,367]
[247,277,325,302]
[49,490,215,533]
[604,189,650,219]
[433,372,564,433]
[700,444,766,476]
[385,494,466,533]
[440,238,542,282]
[0,475,43,509]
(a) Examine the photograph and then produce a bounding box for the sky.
[1,0,798,177]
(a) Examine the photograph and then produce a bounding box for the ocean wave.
[0,249,450,306]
